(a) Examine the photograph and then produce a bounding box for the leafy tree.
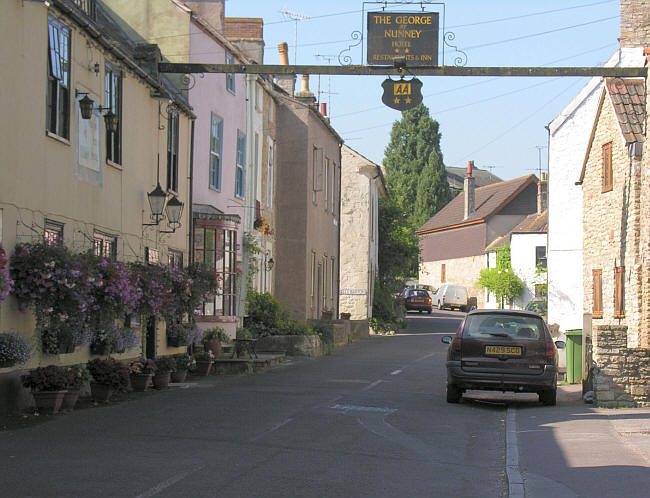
[383,104,450,228]
[377,195,419,286]
[477,245,524,308]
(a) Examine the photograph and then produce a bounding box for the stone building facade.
[339,146,386,320]
[579,75,648,406]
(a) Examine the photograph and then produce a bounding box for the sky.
[226,0,623,180]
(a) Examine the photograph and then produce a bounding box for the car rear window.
[411,290,428,297]
[463,314,545,340]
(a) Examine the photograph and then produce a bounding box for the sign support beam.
[159,63,647,78]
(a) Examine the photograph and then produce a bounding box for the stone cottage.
[577,75,649,407]
[339,145,387,320]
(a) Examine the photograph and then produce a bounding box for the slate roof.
[446,166,502,192]
[605,78,646,143]
[485,210,548,251]
[416,175,538,234]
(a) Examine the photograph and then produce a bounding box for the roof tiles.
[605,78,646,143]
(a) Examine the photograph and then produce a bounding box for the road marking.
[250,418,294,441]
[330,404,396,414]
[136,467,203,498]
[363,379,385,391]
[390,369,402,376]
[506,407,525,498]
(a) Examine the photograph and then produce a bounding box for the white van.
[433,284,469,311]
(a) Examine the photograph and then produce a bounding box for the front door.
[146,316,157,359]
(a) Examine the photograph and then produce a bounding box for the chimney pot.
[467,160,473,178]
[278,42,289,65]
[320,103,327,116]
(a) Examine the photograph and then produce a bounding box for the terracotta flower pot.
[32,390,67,415]
[170,369,188,383]
[153,371,171,390]
[61,389,80,411]
[90,382,114,403]
[130,374,152,392]
[194,360,213,376]
[203,340,222,358]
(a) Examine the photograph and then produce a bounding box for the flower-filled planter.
[0,332,33,368]
[202,326,230,359]
[21,365,71,415]
[60,364,89,412]
[170,353,194,382]
[128,358,157,391]
[0,243,13,307]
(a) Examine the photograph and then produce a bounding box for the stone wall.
[619,0,650,48]
[593,325,650,407]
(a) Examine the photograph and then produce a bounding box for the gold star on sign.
[405,97,411,103]
[394,97,400,104]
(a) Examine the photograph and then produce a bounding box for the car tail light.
[545,341,555,362]
[427,297,432,303]
[448,320,464,361]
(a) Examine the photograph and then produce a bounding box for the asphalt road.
[5,310,646,497]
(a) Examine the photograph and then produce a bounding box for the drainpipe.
[336,141,342,319]
[188,119,195,264]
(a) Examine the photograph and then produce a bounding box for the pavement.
[513,384,650,497]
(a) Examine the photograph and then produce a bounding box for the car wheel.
[446,384,462,403]
[428,309,432,314]
[539,388,557,406]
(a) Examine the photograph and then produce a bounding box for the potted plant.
[171,353,194,382]
[61,364,90,411]
[21,365,71,414]
[0,331,33,368]
[87,357,129,403]
[152,356,176,390]
[128,357,157,391]
[193,350,215,376]
[202,326,229,358]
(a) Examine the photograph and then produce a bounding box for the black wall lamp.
[266,257,274,272]
[143,182,184,233]
[77,93,119,133]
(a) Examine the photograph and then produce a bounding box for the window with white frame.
[44,220,64,245]
[209,113,223,190]
[310,251,316,309]
[93,232,117,260]
[46,17,71,139]
[168,249,183,268]
[235,130,246,198]
[331,162,337,216]
[324,158,329,211]
[322,256,328,310]
[266,139,274,208]
[331,256,335,300]
[312,147,323,203]
[225,52,235,94]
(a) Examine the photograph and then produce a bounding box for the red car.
[403,289,433,314]
[441,309,565,405]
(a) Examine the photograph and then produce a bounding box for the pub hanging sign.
[381,77,423,111]
[367,11,439,66]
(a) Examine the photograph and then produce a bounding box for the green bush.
[246,290,289,336]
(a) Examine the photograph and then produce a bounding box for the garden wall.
[593,325,650,407]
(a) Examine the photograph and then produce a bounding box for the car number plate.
[485,345,522,356]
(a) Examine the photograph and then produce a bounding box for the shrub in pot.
[61,364,90,411]
[171,353,194,382]
[0,331,33,368]
[202,326,229,357]
[153,356,175,389]
[21,365,71,414]
[193,350,215,376]
[87,357,129,402]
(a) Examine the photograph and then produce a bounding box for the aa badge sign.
[381,78,423,111]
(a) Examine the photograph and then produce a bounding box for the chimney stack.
[185,0,225,33]
[537,172,548,213]
[224,17,265,64]
[275,42,296,95]
[295,74,316,104]
[464,161,476,220]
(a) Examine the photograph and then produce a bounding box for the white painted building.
[547,47,644,332]
[339,145,387,319]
